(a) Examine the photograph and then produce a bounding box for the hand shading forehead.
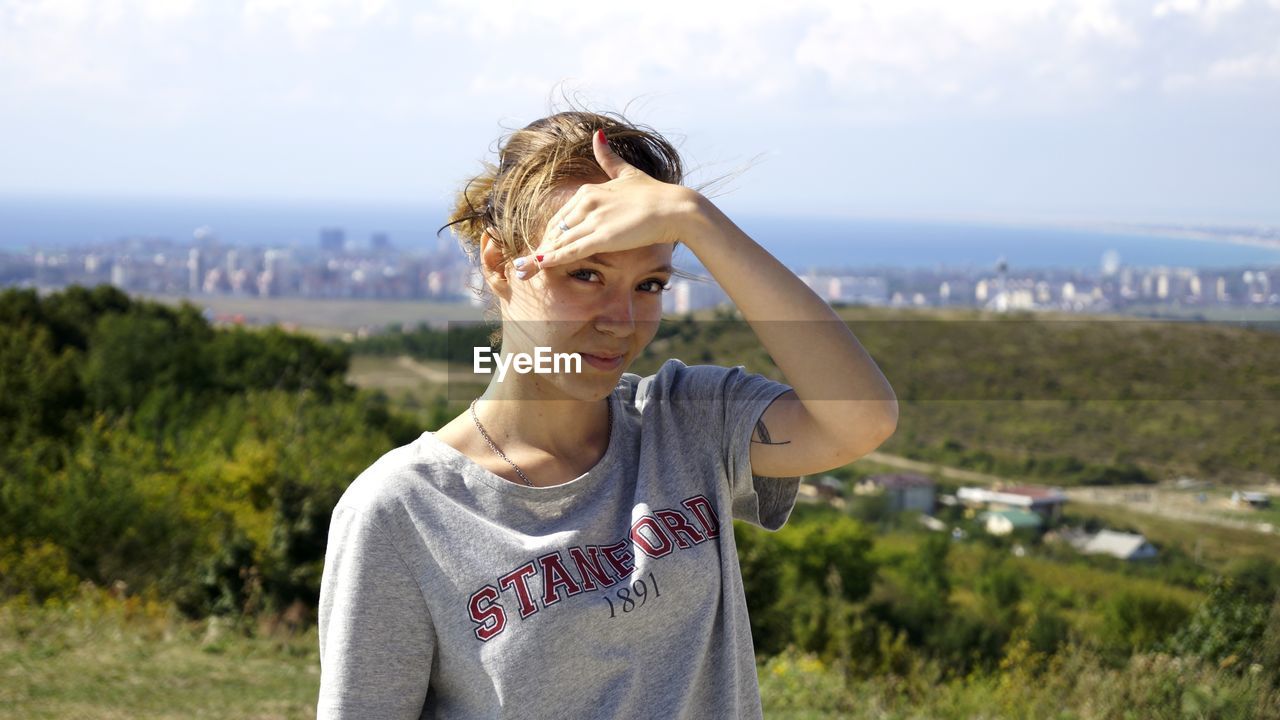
[580,249,675,276]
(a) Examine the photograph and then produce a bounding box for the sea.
[3,195,1279,273]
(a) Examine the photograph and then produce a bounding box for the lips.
[580,352,625,370]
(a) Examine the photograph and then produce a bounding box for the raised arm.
[527,129,898,478]
[678,195,899,478]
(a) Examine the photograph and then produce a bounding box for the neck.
[473,373,612,462]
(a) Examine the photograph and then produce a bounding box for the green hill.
[350,303,1280,486]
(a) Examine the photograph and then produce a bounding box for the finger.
[512,253,540,281]
[538,231,604,269]
[536,220,597,268]
[540,191,595,248]
[541,185,591,246]
[593,129,636,180]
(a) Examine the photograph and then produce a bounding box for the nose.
[593,285,636,338]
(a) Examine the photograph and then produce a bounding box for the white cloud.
[137,0,199,23]
[1165,43,1280,89]
[1,0,1278,141]
[1152,0,1246,25]
[241,0,337,49]
[4,0,1277,116]
[1069,0,1138,45]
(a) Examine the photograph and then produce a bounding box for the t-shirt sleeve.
[644,359,800,531]
[317,504,434,719]
[718,364,802,531]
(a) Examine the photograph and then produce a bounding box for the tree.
[1173,556,1280,676]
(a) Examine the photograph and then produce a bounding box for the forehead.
[580,244,675,274]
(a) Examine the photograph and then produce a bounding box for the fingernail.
[515,269,528,280]
[536,254,545,263]
[514,256,527,269]
[597,129,607,145]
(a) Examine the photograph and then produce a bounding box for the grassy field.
[147,295,1280,491]
[343,354,487,428]
[633,304,1280,486]
[3,531,1256,720]
[138,293,485,339]
[0,591,320,720]
[3,589,872,720]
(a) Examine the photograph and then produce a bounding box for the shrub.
[0,536,81,607]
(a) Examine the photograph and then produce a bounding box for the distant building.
[798,476,847,509]
[110,256,129,289]
[1079,530,1158,561]
[854,473,936,513]
[187,248,202,293]
[815,475,844,501]
[799,273,890,305]
[320,227,346,254]
[957,484,1067,522]
[1232,491,1271,509]
[979,509,1043,536]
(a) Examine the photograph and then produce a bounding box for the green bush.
[0,286,414,622]
[736,512,877,657]
[1101,589,1192,657]
[0,536,81,607]
[1173,556,1280,680]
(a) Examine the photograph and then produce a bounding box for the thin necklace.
[469,396,612,488]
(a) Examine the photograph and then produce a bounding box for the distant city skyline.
[4,195,1280,271]
[2,1,1279,225]
[9,224,1276,323]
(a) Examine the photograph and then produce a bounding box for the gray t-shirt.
[317,358,800,719]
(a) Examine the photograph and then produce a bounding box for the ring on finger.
[557,219,570,234]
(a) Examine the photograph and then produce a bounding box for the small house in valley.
[957,484,1067,522]
[1079,530,1158,561]
[854,473,936,514]
[1231,491,1272,510]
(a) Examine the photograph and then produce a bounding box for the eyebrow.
[582,254,674,275]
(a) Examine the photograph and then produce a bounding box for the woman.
[316,109,898,718]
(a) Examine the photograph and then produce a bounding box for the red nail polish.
[536,254,544,263]
[597,129,607,145]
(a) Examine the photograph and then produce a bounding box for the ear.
[479,231,513,296]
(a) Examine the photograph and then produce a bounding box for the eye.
[639,278,672,294]
[568,268,601,283]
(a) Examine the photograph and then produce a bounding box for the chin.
[560,376,619,402]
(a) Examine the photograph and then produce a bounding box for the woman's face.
[494,182,675,399]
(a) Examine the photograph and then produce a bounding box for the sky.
[2,0,1278,226]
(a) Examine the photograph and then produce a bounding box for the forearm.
[679,191,899,430]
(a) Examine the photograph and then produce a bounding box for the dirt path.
[395,355,451,383]
[1063,485,1276,534]
[862,451,1276,535]
[863,451,1008,486]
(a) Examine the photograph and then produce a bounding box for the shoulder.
[332,433,453,526]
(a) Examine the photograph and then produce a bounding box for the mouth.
[579,352,625,370]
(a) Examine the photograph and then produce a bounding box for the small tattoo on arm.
[752,418,791,445]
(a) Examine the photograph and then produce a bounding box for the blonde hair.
[439,107,727,346]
